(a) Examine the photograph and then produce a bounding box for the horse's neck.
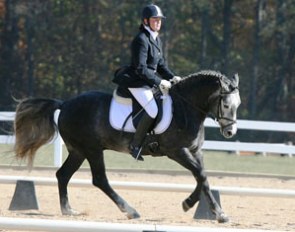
[172,86,211,114]
[171,90,208,129]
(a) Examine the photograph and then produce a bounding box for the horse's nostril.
[223,130,233,138]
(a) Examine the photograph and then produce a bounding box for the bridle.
[172,81,239,128]
[216,88,239,127]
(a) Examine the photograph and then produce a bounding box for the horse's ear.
[232,73,239,87]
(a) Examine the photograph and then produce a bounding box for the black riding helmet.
[141,4,166,20]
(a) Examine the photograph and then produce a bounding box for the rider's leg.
[128,87,158,161]
[129,112,154,160]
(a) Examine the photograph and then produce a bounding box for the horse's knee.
[202,181,210,193]
[193,169,207,185]
[199,170,207,182]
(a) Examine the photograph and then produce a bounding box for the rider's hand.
[159,80,172,95]
[171,76,182,84]
[160,80,172,90]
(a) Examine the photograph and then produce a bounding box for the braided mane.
[185,70,225,80]
[178,70,232,92]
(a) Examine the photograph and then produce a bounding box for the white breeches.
[128,86,158,118]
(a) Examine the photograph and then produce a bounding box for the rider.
[114,4,181,161]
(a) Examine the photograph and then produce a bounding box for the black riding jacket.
[113,26,174,88]
[129,26,174,87]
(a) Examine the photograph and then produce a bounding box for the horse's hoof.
[126,211,140,219]
[217,212,229,223]
[182,200,191,212]
[62,208,81,216]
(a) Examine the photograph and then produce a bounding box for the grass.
[0,144,294,176]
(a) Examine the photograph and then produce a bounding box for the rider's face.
[148,17,162,32]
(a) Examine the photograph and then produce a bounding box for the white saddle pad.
[109,91,173,134]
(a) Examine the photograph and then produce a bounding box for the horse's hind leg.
[56,150,85,215]
[87,152,140,219]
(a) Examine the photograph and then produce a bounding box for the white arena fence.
[0,111,294,167]
[0,217,286,232]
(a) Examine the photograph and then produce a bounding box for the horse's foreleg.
[169,148,205,210]
[194,152,229,223]
[182,182,202,212]
[88,154,140,219]
[56,151,85,215]
[202,180,229,223]
[190,152,229,223]
[169,148,229,223]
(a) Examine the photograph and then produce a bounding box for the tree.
[0,0,23,110]
[249,0,266,119]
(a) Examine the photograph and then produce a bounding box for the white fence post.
[287,141,293,158]
[235,140,240,156]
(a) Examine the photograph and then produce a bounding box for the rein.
[172,87,208,117]
[172,82,238,125]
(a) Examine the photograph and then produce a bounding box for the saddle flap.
[110,89,173,134]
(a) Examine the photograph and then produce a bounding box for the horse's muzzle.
[220,123,237,138]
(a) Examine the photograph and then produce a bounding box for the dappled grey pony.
[13,70,240,223]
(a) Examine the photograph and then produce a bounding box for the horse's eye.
[223,104,229,109]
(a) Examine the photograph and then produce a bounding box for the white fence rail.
[1,217,284,232]
[0,111,294,167]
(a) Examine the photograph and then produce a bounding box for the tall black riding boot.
[129,113,154,161]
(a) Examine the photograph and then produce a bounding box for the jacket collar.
[142,26,161,51]
[143,25,158,40]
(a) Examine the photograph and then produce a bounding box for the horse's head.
[171,70,240,138]
[214,73,240,138]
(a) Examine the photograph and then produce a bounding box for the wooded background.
[0,0,294,127]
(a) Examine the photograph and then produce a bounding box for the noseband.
[215,87,239,127]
